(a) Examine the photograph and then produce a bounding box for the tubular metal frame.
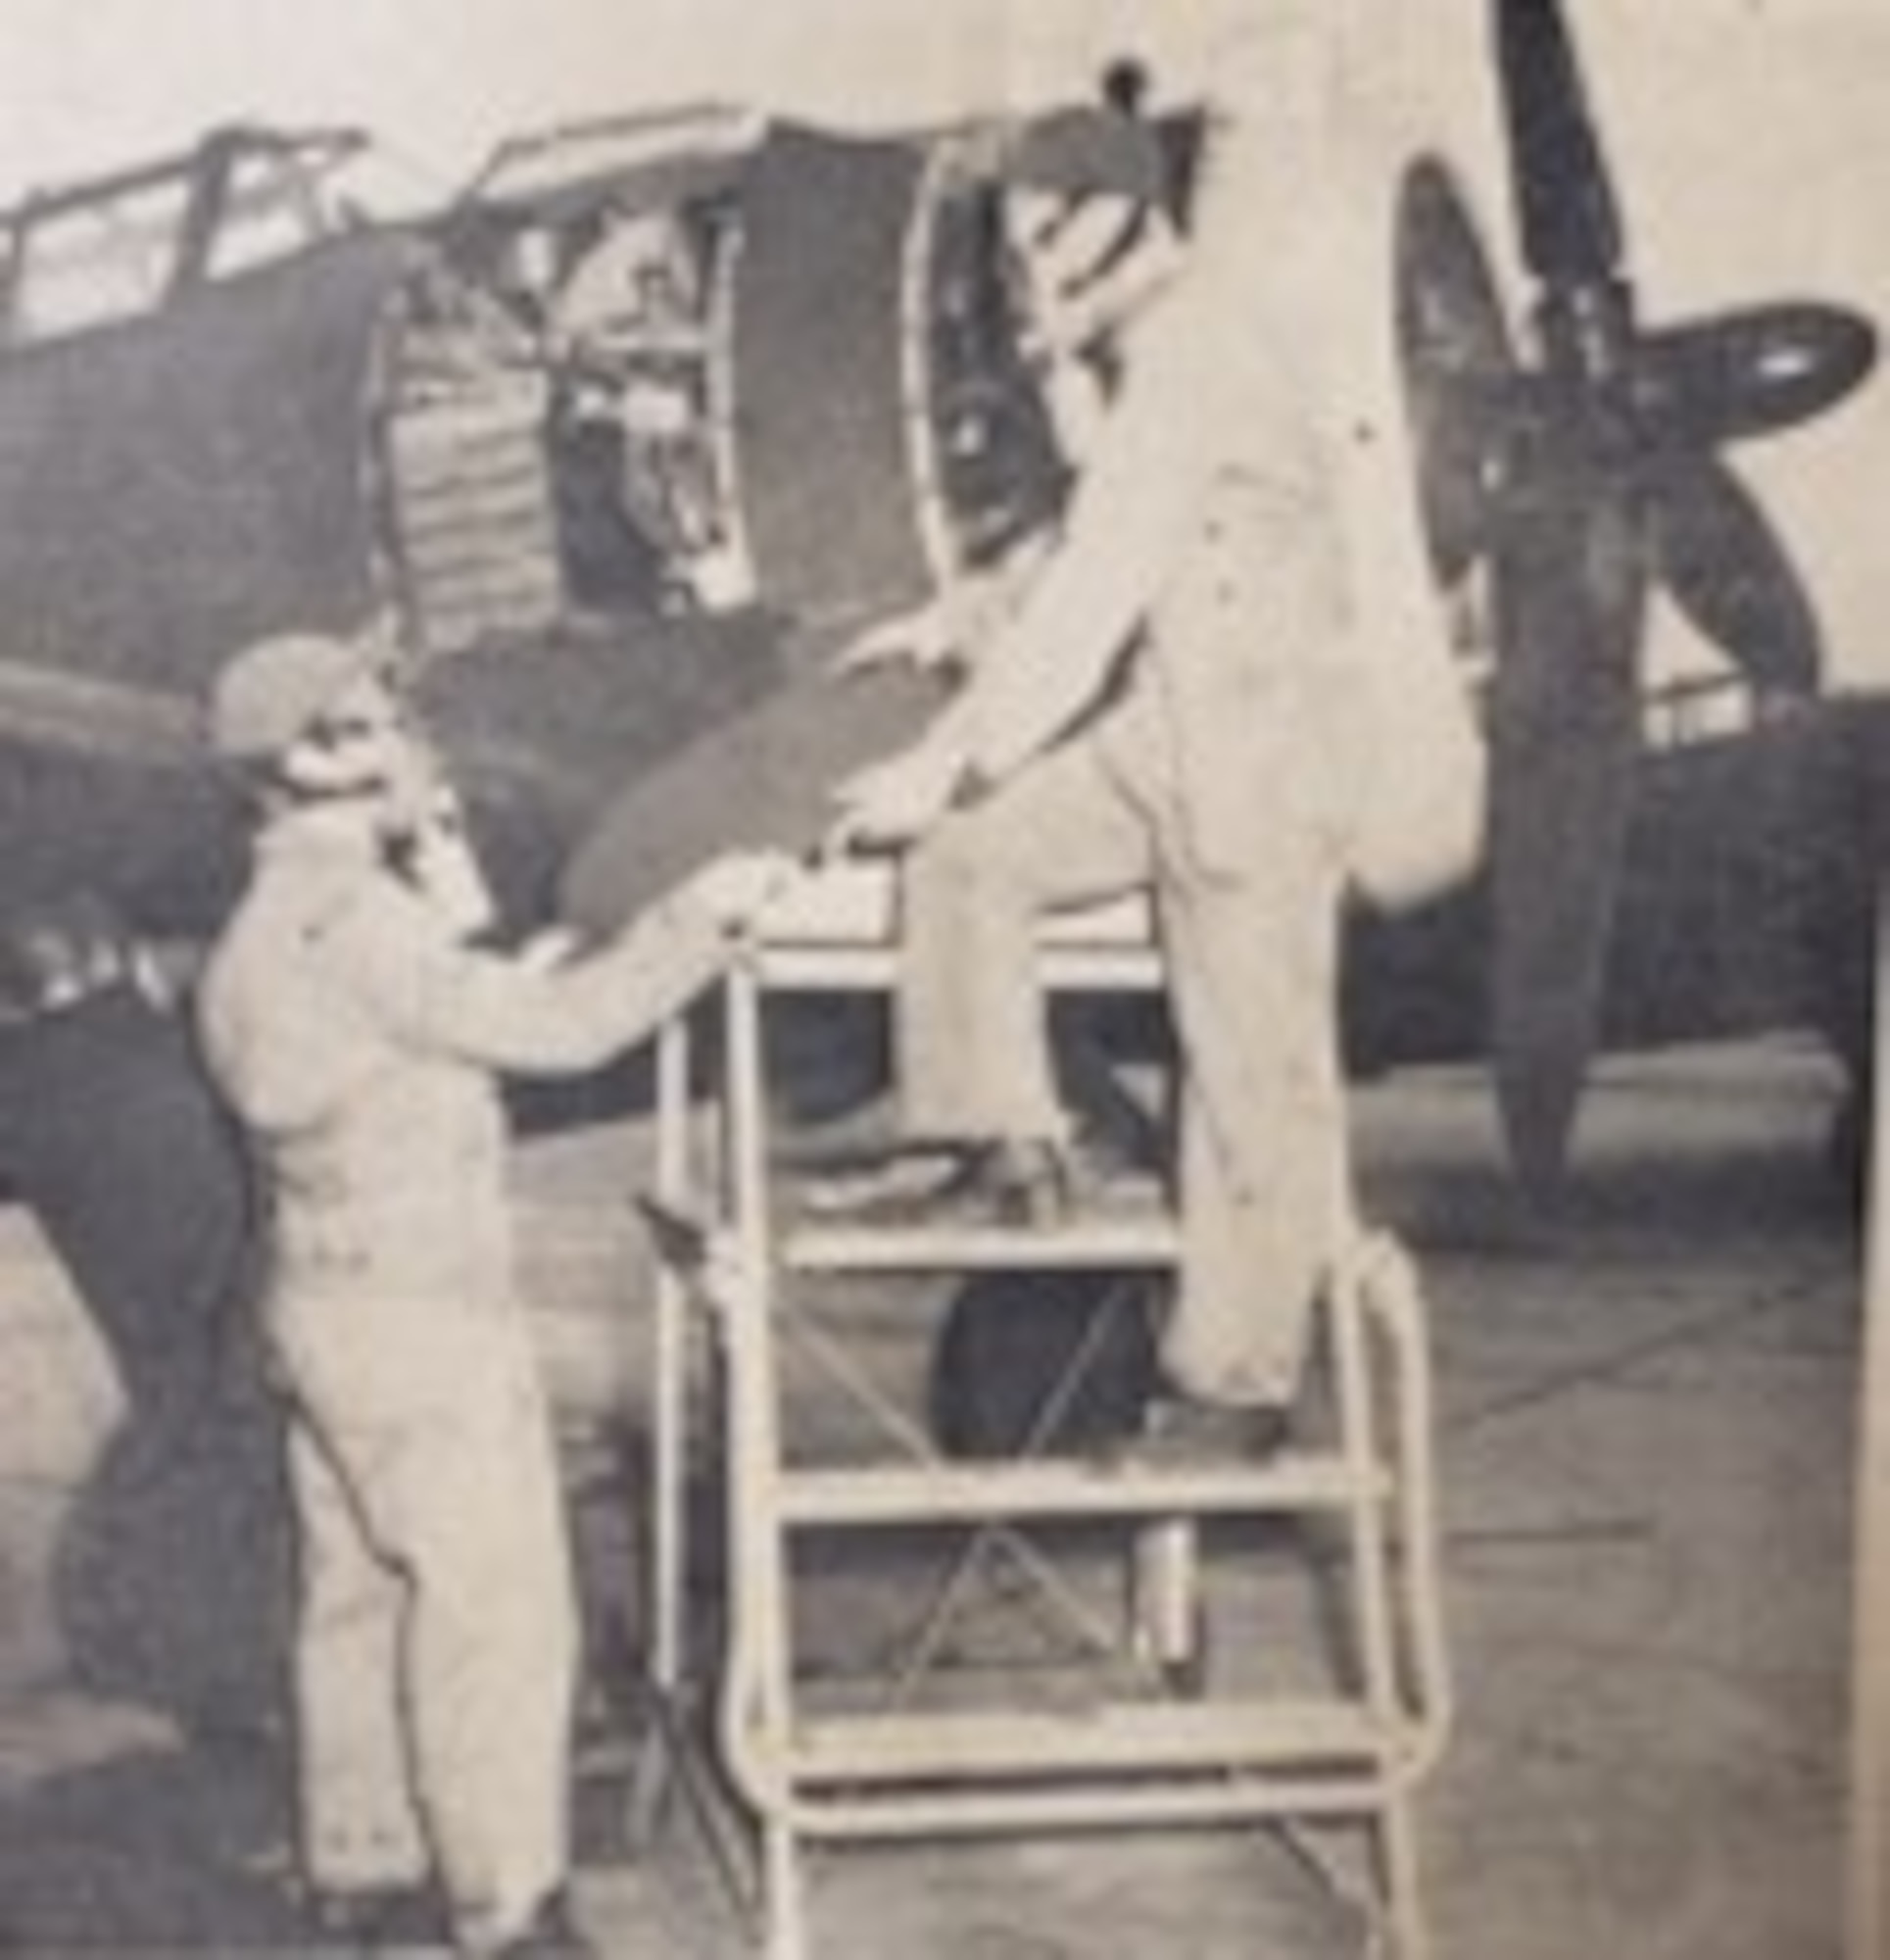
[637,866,1451,1960]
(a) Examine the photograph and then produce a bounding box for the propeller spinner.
[1397,0,1879,1191]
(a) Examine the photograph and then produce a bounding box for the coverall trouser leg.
[275,1292,578,1952]
[897,711,1354,1409]
[287,1423,431,1893]
[1153,821,1352,1407]
[898,732,1154,1144]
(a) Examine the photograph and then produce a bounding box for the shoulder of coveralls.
[245,835,422,958]
[214,838,453,1048]
[298,852,479,1019]
[194,846,423,1135]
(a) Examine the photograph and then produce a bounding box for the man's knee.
[908,795,1062,927]
[911,803,1001,885]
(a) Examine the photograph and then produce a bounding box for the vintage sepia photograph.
[0,2,1887,1954]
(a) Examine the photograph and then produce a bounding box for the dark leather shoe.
[950,1138,1074,1227]
[794,1141,977,1219]
[801,1136,1077,1229]
[1127,1396,1292,1467]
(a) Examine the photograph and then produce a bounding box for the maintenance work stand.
[635,862,1453,1960]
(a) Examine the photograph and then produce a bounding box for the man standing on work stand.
[829,4,1482,1456]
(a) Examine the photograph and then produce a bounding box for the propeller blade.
[1649,454,1822,696]
[1633,304,1880,449]
[1488,480,1647,1191]
[1396,157,1518,588]
[1494,0,1624,287]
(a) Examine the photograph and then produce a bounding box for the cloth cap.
[1001,105,1166,208]
[208,631,383,761]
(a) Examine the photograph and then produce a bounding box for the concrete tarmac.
[0,1035,1860,1957]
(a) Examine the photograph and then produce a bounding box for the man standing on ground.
[197,627,789,1959]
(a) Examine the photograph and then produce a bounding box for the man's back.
[200,821,512,1298]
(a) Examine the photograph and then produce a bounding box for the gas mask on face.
[280,681,498,941]
[380,760,499,942]
[277,678,413,804]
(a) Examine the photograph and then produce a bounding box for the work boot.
[1127,1395,1292,1467]
[800,1135,1083,1229]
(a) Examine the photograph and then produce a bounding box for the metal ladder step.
[790,1694,1409,1787]
[782,1213,1181,1273]
[774,1450,1387,1526]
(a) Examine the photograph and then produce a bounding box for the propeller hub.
[1535,276,1635,389]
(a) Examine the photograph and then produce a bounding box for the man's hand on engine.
[829,603,961,678]
[827,734,970,854]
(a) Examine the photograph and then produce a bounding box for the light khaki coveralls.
[897,288,1357,1411]
[199,810,732,1951]
[880,6,1482,1412]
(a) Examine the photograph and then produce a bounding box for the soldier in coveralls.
[197,629,787,1958]
[830,5,1481,1450]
